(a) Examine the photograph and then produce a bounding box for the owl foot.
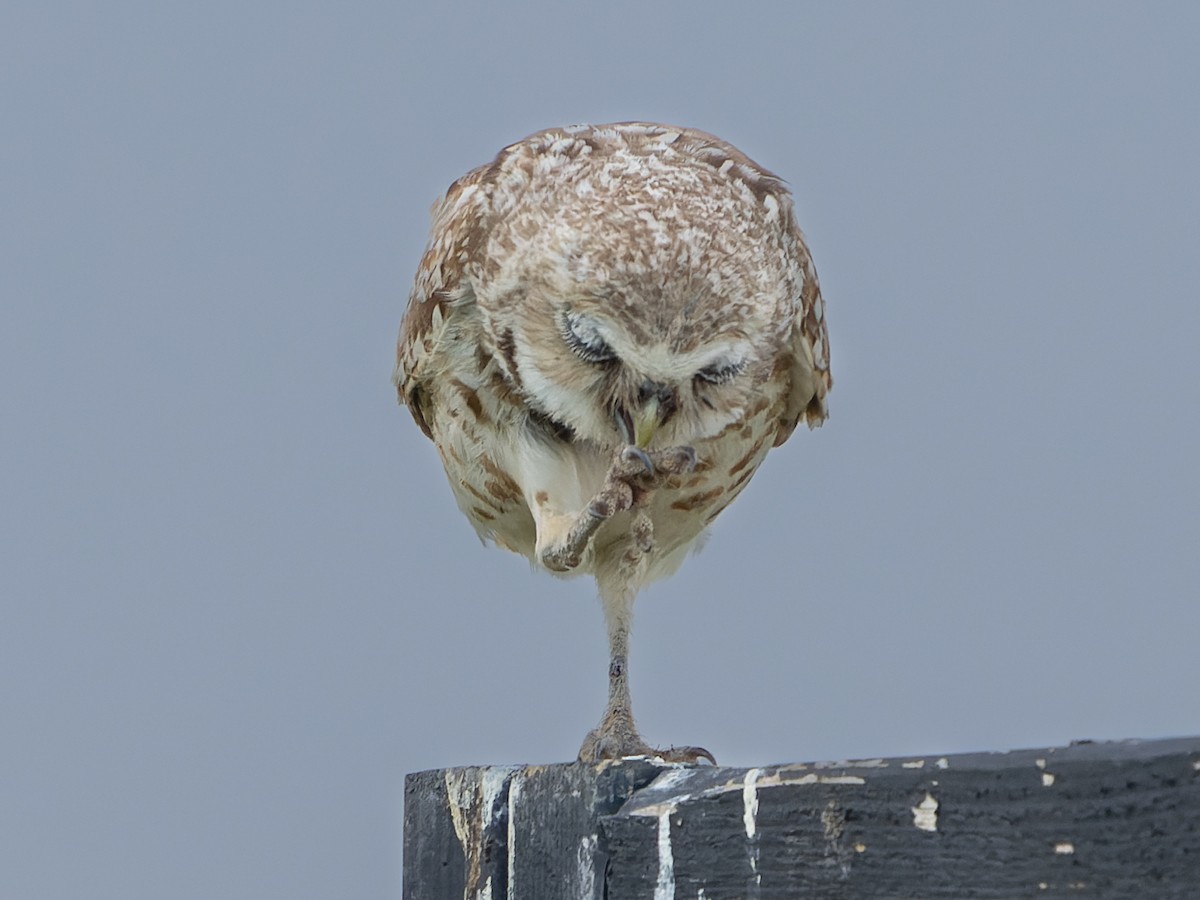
[538,445,695,572]
[577,717,716,765]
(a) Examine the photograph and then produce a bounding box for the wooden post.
[404,736,1200,898]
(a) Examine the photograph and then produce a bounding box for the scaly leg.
[577,575,716,765]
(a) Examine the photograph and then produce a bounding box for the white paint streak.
[901,759,925,769]
[773,772,867,787]
[629,768,865,824]
[742,768,761,839]
[506,776,521,900]
[481,769,506,823]
[654,812,675,900]
[1055,841,1075,855]
[912,793,939,832]
[576,835,596,897]
[477,769,509,900]
[1042,772,1056,787]
[652,768,695,794]
[445,774,470,854]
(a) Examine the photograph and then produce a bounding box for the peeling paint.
[771,772,866,787]
[444,769,514,900]
[654,811,675,900]
[506,776,521,900]
[744,768,762,890]
[935,757,949,769]
[822,757,887,769]
[742,768,761,839]
[445,772,483,900]
[912,792,939,832]
[482,770,507,823]
[1192,759,1200,771]
[1042,772,1056,787]
[854,842,867,853]
[630,766,864,820]
[576,835,596,897]
[1055,841,1075,855]
[822,799,852,879]
[445,772,473,859]
[902,759,925,769]
[1036,758,1047,770]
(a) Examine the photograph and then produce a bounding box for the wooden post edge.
[404,735,1200,898]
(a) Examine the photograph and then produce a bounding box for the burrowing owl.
[395,123,830,763]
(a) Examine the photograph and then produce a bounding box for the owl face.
[508,288,779,451]
[455,123,812,453]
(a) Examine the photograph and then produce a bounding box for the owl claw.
[656,445,696,475]
[619,444,697,478]
[620,445,655,474]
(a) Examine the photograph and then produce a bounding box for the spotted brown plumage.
[395,122,830,763]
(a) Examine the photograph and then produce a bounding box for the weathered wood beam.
[404,736,1200,898]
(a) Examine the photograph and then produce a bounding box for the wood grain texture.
[404,736,1200,899]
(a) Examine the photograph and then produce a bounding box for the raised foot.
[538,443,697,572]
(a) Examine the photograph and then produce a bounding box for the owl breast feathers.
[395,122,830,582]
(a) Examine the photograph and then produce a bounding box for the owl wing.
[773,203,832,447]
[394,166,493,439]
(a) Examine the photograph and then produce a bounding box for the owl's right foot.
[538,445,696,572]
[577,713,716,766]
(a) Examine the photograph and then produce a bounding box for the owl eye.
[560,311,617,363]
[695,358,746,385]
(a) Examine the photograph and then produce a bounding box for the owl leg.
[577,579,716,766]
[539,446,695,573]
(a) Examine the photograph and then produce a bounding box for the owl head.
[473,155,801,451]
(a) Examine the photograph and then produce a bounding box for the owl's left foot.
[539,445,696,572]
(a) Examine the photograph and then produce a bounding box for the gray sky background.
[3,2,1198,897]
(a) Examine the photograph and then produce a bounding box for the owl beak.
[631,397,661,449]
[614,382,677,450]
[612,400,661,475]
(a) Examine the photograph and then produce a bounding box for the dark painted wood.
[405,737,1200,898]
[403,758,667,900]
[403,765,512,900]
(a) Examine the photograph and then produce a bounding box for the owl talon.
[653,445,696,475]
[540,545,581,572]
[620,445,655,475]
[587,496,615,519]
[658,744,717,765]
